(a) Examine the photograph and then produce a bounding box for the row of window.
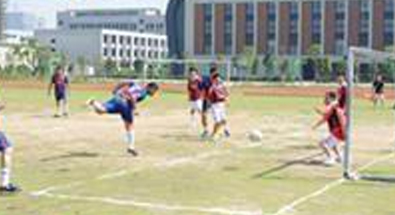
[103,48,167,59]
[197,1,395,55]
[67,22,164,32]
[103,34,166,48]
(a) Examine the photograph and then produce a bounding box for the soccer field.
[0,82,395,215]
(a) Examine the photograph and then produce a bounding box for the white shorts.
[320,135,338,149]
[190,99,203,112]
[211,102,227,123]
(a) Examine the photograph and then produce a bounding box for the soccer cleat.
[85,99,95,107]
[323,158,336,166]
[200,130,209,140]
[127,148,139,157]
[224,129,231,138]
[63,113,69,117]
[0,184,21,193]
[53,114,61,118]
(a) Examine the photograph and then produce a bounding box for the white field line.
[39,192,264,215]
[31,142,264,195]
[272,153,395,215]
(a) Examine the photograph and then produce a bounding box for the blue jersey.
[105,82,148,123]
[199,75,211,91]
[115,82,148,103]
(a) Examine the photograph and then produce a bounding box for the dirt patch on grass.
[1,80,393,100]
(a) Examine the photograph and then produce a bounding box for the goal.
[344,47,395,180]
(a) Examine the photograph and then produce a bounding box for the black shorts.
[0,132,11,152]
[55,90,66,101]
[202,99,211,113]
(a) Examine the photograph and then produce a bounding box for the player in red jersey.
[313,91,346,166]
[208,68,230,142]
[187,67,203,130]
[337,74,347,111]
[48,66,69,118]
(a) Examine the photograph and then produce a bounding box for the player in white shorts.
[187,68,203,130]
[207,67,230,142]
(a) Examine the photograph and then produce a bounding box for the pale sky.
[6,0,169,28]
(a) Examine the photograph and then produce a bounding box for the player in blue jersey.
[0,104,20,193]
[87,81,159,156]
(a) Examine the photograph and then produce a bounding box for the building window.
[245,3,254,46]
[203,4,213,54]
[111,35,116,44]
[112,48,117,57]
[120,36,124,44]
[103,35,109,43]
[224,4,233,54]
[103,48,108,57]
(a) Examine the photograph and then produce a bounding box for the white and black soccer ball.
[248,129,263,142]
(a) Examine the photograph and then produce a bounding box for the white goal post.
[344,47,395,179]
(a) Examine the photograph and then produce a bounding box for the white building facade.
[57,8,166,35]
[35,29,168,68]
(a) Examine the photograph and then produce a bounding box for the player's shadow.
[40,151,100,162]
[252,152,325,179]
[158,133,201,143]
[360,175,395,184]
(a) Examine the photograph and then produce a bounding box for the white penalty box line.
[272,152,395,215]
[38,192,264,215]
[31,141,264,195]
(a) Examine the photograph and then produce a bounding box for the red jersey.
[187,75,202,101]
[208,81,228,103]
[324,104,346,141]
[337,85,347,110]
[51,73,69,93]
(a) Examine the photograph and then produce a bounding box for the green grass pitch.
[0,84,395,215]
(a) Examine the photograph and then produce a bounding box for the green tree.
[262,54,277,81]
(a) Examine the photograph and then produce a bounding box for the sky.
[6,0,169,28]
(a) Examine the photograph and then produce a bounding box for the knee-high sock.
[126,131,135,150]
[1,168,10,187]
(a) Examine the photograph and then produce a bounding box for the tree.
[76,56,87,75]
[104,59,118,77]
[306,44,332,82]
[239,47,258,80]
[262,54,277,81]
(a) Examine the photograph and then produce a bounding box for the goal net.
[344,47,395,181]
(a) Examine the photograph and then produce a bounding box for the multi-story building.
[35,29,168,68]
[168,0,395,60]
[57,8,166,35]
[0,0,6,43]
[6,12,40,31]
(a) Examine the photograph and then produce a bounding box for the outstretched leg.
[88,100,108,114]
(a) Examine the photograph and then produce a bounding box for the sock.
[190,114,197,130]
[126,131,135,150]
[1,168,10,187]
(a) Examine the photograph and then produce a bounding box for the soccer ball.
[248,129,263,142]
